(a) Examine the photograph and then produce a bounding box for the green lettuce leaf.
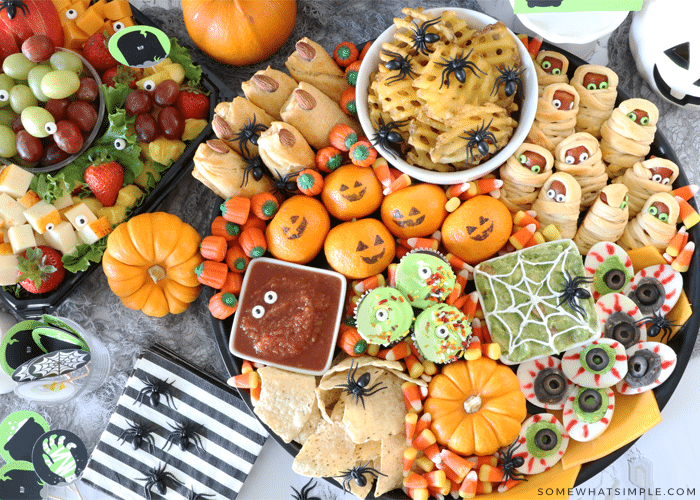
[101,82,132,115]
[30,173,71,204]
[62,237,109,274]
[168,37,202,87]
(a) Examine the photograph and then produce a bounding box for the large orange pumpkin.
[424,357,526,456]
[181,0,297,66]
[102,212,203,317]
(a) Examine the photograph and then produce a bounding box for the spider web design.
[475,243,600,363]
[22,350,90,380]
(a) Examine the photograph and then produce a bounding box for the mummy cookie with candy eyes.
[596,293,647,349]
[571,64,619,138]
[499,143,554,212]
[535,51,569,96]
[531,172,581,239]
[616,341,677,395]
[562,386,615,442]
[561,338,628,389]
[512,414,569,475]
[617,191,679,251]
[584,241,635,300]
[601,98,659,178]
[573,184,630,255]
[554,132,608,208]
[517,356,575,410]
[615,157,679,217]
[527,82,580,152]
[623,263,683,317]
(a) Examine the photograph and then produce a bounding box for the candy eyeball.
[114,138,127,150]
[44,121,57,135]
[616,341,677,395]
[552,99,562,109]
[651,173,671,184]
[0,90,9,102]
[263,291,277,304]
[584,241,634,300]
[143,80,156,92]
[65,8,78,19]
[435,325,450,339]
[44,222,55,232]
[513,414,569,475]
[563,386,615,442]
[562,338,628,388]
[251,305,265,319]
[517,356,575,410]
[113,21,126,31]
[74,215,89,228]
[596,293,647,349]
[375,308,389,322]
[623,264,683,316]
[418,264,432,279]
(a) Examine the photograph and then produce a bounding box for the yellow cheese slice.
[480,462,581,500]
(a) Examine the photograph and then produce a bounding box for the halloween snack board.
[0,5,235,319]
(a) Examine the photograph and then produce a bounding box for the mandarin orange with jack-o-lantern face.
[321,164,383,221]
[324,218,395,279]
[266,195,330,264]
[381,184,448,238]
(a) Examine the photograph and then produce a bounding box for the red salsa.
[232,259,344,372]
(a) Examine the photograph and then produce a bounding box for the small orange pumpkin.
[324,218,395,279]
[181,0,297,66]
[321,164,383,221]
[381,183,448,238]
[424,357,526,456]
[266,195,330,264]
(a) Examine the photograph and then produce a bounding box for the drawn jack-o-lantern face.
[565,145,589,165]
[266,196,330,265]
[381,184,448,238]
[547,180,568,203]
[282,215,307,240]
[339,180,366,202]
[322,165,383,221]
[466,215,494,241]
[356,233,386,264]
[324,218,395,279]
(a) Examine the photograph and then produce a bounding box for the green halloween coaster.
[0,460,45,499]
[32,327,89,355]
[0,321,48,377]
[0,410,50,464]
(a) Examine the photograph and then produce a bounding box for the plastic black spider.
[272,169,300,196]
[118,419,155,452]
[335,360,386,409]
[136,463,182,500]
[0,0,29,20]
[460,119,497,165]
[436,49,486,89]
[240,153,266,187]
[638,310,679,343]
[232,116,267,159]
[371,116,408,159]
[497,440,527,486]
[383,50,418,85]
[185,488,215,500]
[291,479,321,500]
[557,271,593,319]
[492,64,526,97]
[335,461,386,494]
[135,375,177,409]
[409,17,441,55]
[163,419,204,453]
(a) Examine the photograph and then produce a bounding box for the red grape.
[157,106,185,140]
[53,120,83,154]
[11,114,24,134]
[16,130,44,163]
[21,35,55,63]
[41,142,70,166]
[125,89,153,116]
[76,77,99,102]
[134,113,160,143]
[67,100,98,132]
[45,98,71,122]
[154,80,180,107]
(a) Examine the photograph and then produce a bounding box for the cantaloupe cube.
[0,164,34,198]
[0,254,19,285]
[63,19,89,50]
[75,0,90,9]
[90,0,107,17]
[8,224,36,254]
[77,217,112,244]
[64,202,98,231]
[100,20,114,37]
[0,242,12,255]
[44,221,79,255]
[52,0,72,12]
[113,15,134,32]
[97,205,127,226]
[59,3,86,27]
[18,190,42,208]
[134,159,161,189]
[115,184,143,208]
[76,6,104,36]
[0,193,27,227]
[24,200,61,234]
[104,0,131,20]
[52,191,74,211]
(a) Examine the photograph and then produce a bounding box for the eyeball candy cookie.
[395,250,456,310]
[353,286,414,346]
[596,293,647,349]
[512,413,569,475]
[517,356,575,410]
[412,304,471,364]
[584,241,634,300]
[324,218,395,279]
[380,183,448,239]
[616,341,677,395]
[623,263,683,316]
[561,338,628,389]
[562,386,615,442]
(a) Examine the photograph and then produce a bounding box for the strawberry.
[176,90,209,120]
[18,246,66,294]
[82,32,118,71]
[84,160,124,206]
[102,64,137,89]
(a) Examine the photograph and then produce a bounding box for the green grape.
[49,51,83,74]
[41,70,80,100]
[21,106,56,138]
[27,65,53,102]
[2,53,37,81]
[0,109,14,127]
[9,84,38,114]
[0,125,17,158]
[0,73,14,108]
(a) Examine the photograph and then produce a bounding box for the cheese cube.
[0,193,27,227]
[64,202,98,231]
[34,231,49,247]
[0,164,34,198]
[0,254,19,286]
[103,0,131,20]
[18,190,42,208]
[77,217,112,244]
[52,191,74,211]
[44,221,79,256]
[8,224,36,254]
[24,200,61,234]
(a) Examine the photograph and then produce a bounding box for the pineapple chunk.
[139,141,153,162]
[64,202,98,231]
[136,71,169,90]
[161,63,185,84]
[115,184,143,208]
[182,119,208,141]
[0,254,19,286]
[97,205,128,226]
[74,196,103,215]
[143,58,172,76]
[149,137,186,165]
[24,200,61,234]
[8,224,36,254]
[0,163,34,198]
[134,159,161,190]
[77,217,112,244]
[44,221,79,255]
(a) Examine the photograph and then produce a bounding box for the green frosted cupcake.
[412,303,471,364]
[395,250,456,309]
[354,286,414,346]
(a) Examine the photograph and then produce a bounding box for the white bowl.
[356,7,538,185]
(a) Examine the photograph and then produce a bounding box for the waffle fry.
[464,22,521,70]
[408,111,454,171]
[393,7,467,54]
[374,70,423,124]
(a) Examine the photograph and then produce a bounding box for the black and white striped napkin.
[81,344,268,500]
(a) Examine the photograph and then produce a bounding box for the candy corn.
[672,241,694,273]
[379,340,412,361]
[482,342,501,360]
[371,157,392,188]
[414,455,436,473]
[466,455,498,468]
[541,223,562,241]
[464,337,482,360]
[672,184,699,202]
[478,464,504,483]
[675,196,700,228]
[445,197,462,213]
[398,237,440,251]
[412,428,437,451]
[353,273,386,294]
[459,470,478,499]
[424,470,448,489]
[241,360,254,374]
[665,226,688,258]
[509,223,537,250]
[446,182,470,198]
[227,370,260,389]
[528,35,543,59]
[403,382,424,412]
[423,443,442,465]
[445,283,462,305]
[396,245,410,259]
[404,472,429,489]
[440,449,474,479]
[422,359,438,376]
[384,173,411,195]
[405,412,418,443]
[513,210,541,230]
[461,291,480,320]
[404,447,418,476]
[387,263,398,287]
[406,487,430,500]
[405,354,425,379]
[446,253,474,273]
[525,231,546,248]
[415,413,432,437]
[498,478,523,493]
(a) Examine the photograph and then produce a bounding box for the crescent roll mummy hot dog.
[535,51,569,96]
[499,143,554,212]
[531,171,582,239]
[617,192,680,252]
[601,98,659,178]
[571,64,619,139]
[554,132,608,209]
[574,183,630,255]
[527,82,580,153]
[614,157,679,217]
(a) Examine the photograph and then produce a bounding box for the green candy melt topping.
[413,304,471,364]
[354,286,413,345]
[396,252,456,310]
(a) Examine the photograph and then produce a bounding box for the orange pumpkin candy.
[424,357,526,456]
[321,164,383,221]
[324,218,395,279]
[381,183,448,238]
[266,195,330,264]
[441,195,513,265]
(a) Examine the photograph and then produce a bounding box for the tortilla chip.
[386,367,429,387]
[254,366,317,443]
[323,355,404,379]
[354,440,381,462]
[317,366,390,423]
[293,420,357,477]
[374,433,406,497]
[331,465,376,499]
[294,400,322,445]
[331,397,347,421]
[343,370,406,444]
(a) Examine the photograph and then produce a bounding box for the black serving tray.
[1,5,236,320]
[208,41,700,496]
